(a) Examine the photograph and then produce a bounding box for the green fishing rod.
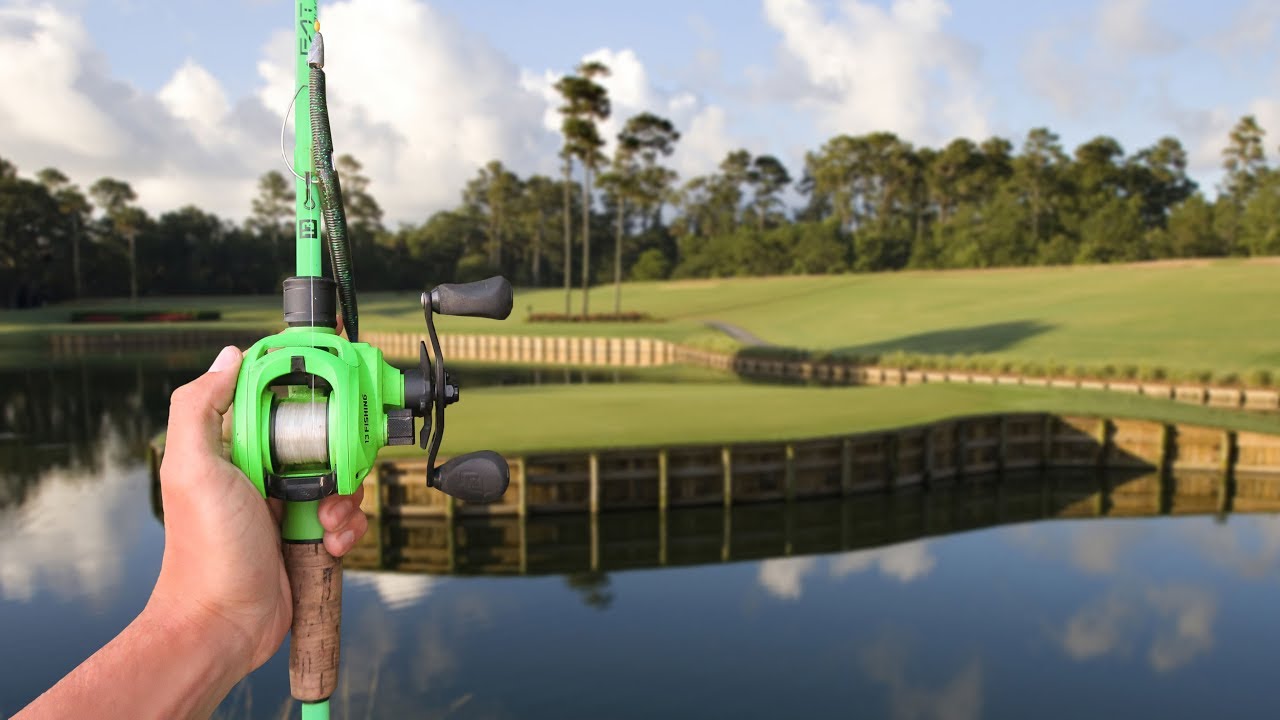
[229,4,514,717]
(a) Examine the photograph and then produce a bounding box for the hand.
[150,345,369,676]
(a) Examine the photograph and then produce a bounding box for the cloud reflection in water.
[758,540,937,600]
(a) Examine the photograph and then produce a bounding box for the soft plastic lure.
[307,32,359,342]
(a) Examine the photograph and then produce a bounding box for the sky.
[1,0,1277,223]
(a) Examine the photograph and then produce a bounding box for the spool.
[272,400,330,468]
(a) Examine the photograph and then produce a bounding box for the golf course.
[11,258,1280,370]
[13,258,1280,456]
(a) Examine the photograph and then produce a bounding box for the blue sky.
[2,0,1277,221]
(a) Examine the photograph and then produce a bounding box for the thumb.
[165,346,243,461]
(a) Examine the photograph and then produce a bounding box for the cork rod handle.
[283,541,342,703]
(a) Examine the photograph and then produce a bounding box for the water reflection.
[7,360,1280,717]
[0,429,148,605]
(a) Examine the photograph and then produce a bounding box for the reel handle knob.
[427,276,513,320]
[429,450,510,504]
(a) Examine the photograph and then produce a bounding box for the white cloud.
[0,4,279,219]
[1184,514,1280,577]
[757,556,818,600]
[1058,585,1216,672]
[1146,585,1215,672]
[760,540,937,600]
[760,0,988,144]
[861,639,984,720]
[1021,0,1178,121]
[0,0,556,222]
[830,541,937,583]
[0,6,121,158]
[1097,0,1180,56]
[1212,0,1280,56]
[1061,593,1134,660]
[254,0,554,221]
[346,570,439,610]
[1166,99,1280,181]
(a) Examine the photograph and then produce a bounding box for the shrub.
[1247,369,1274,388]
[1138,365,1167,382]
[630,249,671,281]
[1214,371,1240,387]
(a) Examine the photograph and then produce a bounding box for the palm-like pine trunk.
[562,159,572,316]
[614,199,624,314]
[71,216,82,299]
[581,166,592,317]
[533,222,543,287]
[127,227,138,302]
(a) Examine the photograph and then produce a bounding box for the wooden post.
[722,446,733,508]
[1096,418,1112,469]
[996,416,1008,476]
[590,513,600,572]
[589,452,600,515]
[445,510,456,574]
[884,433,899,491]
[1096,470,1111,517]
[784,443,797,502]
[518,515,528,575]
[517,457,528,517]
[1041,414,1054,469]
[841,438,854,496]
[658,449,669,512]
[721,505,731,562]
[1222,430,1236,480]
[658,504,668,566]
[367,467,382,518]
[1156,424,1171,481]
[922,430,934,486]
[1219,430,1236,515]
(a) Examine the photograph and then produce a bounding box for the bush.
[1247,369,1274,388]
[1139,365,1167,382]
[630,249,671,281]
[1214,371,1240,387]
[454,253,499,283]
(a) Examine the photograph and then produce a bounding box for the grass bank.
[9,258,1280,374]
[421,382,1280,456]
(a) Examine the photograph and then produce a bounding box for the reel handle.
[428,276,513,319]
[429,450,511,504]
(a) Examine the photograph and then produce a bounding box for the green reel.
[230,275,514,504]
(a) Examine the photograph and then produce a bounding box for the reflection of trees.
[0,360,196,510]
[564,571,614,610]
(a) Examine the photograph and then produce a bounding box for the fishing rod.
[230,3,513,718]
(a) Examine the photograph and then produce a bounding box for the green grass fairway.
[421,382,1280,456]
[7,259,1280,372]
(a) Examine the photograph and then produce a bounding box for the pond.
[2,359,1280,719]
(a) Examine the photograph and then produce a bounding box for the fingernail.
[339,529,354,548]
[208,346,240,373]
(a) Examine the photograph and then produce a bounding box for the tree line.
[3,60,1280,309]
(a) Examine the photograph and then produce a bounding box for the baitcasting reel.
[230,275,514,506]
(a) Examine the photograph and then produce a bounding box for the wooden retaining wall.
[358,414,1280,519]
[51,330,1280,409]
[344,466,1280,576]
